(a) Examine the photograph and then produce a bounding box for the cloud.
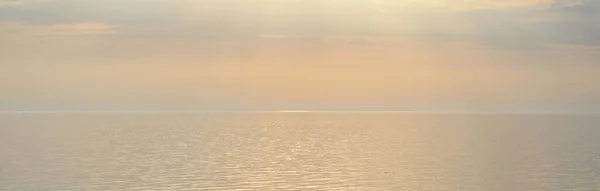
[0,1,23,7]
[1,0,600,112]
[0,0,53,7]
[0,0,599,48]
[393,0,553,12]
[0,0,31,7]
[390,0,600,48]
[546,0,600,45]
[0,22,116,36]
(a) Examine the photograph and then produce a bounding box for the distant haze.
[1,0,599,112]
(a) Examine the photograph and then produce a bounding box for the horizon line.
[0,110,598,115]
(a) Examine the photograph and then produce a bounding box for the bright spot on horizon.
[270,110,317,113]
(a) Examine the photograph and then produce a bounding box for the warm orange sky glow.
[1,0,599,112]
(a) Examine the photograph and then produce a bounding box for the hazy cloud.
[0,22,115,36]
[547,0,600,45]
[0,0,589,47]
[1,0,600,112]
[2,0,599,50]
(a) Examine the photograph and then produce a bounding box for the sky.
[1,0,599,112]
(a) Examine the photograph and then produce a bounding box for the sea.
[1,112,599,190]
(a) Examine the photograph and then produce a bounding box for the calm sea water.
[1,113,600,190]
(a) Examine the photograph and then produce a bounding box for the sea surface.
[1,112,600,190]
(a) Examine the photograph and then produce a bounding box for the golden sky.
[1,0,599,112]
